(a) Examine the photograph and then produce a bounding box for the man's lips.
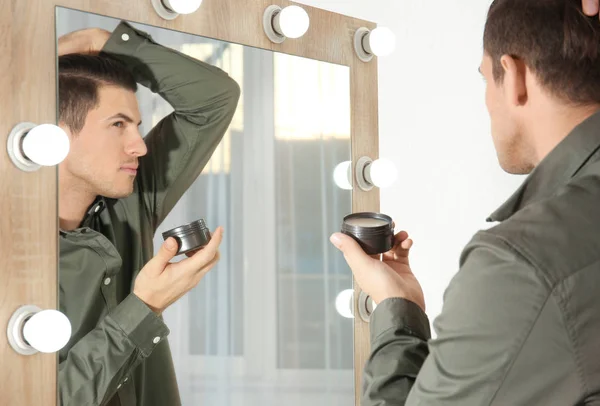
[120,166,138,175]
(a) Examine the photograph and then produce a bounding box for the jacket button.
[121,33,130,42]
[104,278,111,285]
[153,336,161,344]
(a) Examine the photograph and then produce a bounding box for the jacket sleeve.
[101,21,241,230]
[58,294,169,406]
[363,231,555,405]
[363,298,431,405]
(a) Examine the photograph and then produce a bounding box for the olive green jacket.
[365,111,600,405]
[58,22,240,406]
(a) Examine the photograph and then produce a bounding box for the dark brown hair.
[59,53,137,133]
[484,0,600,105]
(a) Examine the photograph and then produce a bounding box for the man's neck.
[59,177,97,231]
[528,104,600,166]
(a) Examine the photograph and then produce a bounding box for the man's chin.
[498,157,534,175]
[103,188,134,200]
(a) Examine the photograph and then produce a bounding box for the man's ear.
[500,54,528,106]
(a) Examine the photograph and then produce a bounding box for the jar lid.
[162,219,208,239]
[342,212,393,236]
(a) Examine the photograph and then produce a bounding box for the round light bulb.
[333,161,352,190]
[278,6,310,39]
[23,310,72,353]
[335,289,354,319]
[369,158,398,188]
[163,0,202,14]
[368,27,396,57]
[22,124,69,166]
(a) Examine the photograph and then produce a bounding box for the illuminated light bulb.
[162,0,202,14]
[355,27,396,62]
[335,289,354,319]
[275,6,310,39]
[366,27,396,57]
[23,310,72,353]
[333,161,352,190]
[366,158,398,188]
[264,5,310,43]
[21,124,70,166]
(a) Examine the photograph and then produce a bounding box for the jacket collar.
[80,196,108,228]
[60,196,108,236]
[488,110,600,222]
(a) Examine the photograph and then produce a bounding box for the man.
[331,0,600,404]
[57,21,240,405]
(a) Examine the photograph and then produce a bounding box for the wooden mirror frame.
[0,0,379,404]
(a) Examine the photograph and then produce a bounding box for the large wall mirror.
[0,1,379,404]
[56,7,353,405]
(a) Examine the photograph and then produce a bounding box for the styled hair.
[484,0,600,105]
[58,53,137,133]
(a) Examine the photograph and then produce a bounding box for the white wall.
[295,0,524,329]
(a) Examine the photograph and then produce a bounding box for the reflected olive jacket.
[58,22,240,406]
[365,111,600,405]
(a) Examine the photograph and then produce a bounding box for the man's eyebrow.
[106,113,142,126]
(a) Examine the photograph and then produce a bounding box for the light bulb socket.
[358,291,376,322]
[7,122,41,172]
[354,27,374,63]
[341,212,394,255]
[272,10,284,36]
[363,162,375,186]
[162,219,211,255]
[151,0,180,20]
[162,0,177,13]
[263,5,286,44]
[361,31,373,55]
[7,305,42,355]
[355,156,374,191]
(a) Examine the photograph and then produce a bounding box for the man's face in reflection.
[60,85,147,199]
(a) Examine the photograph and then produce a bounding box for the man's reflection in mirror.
[57,21,239,405]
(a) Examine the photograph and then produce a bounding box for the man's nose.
[127,131,148,157]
